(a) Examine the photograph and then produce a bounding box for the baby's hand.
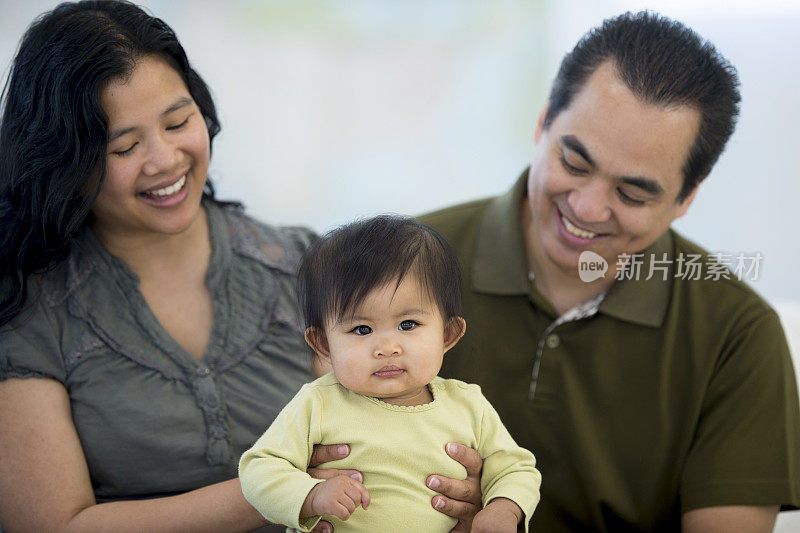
[471,497,523,533]
[301,475,370,521]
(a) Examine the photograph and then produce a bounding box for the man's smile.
[555,206,610,244]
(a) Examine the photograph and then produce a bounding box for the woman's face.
[93,54,210,241]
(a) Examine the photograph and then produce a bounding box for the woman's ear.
[305,327,331,360]
[443,317,467,354]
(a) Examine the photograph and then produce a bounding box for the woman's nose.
[142,135,180,176]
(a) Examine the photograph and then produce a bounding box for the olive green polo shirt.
[420,172,800,532]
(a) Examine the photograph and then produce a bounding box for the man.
[420,11,800,532]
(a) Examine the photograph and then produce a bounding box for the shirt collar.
[472,169,531,295]
[598,230,673,327]
[472,168,673,328]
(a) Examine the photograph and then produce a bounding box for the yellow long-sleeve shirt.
[239,373,540,532]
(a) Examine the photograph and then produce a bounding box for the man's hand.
[307,443,363,482]
[426,442,483,532]
[471,498,523,533]
[301,476,371,521]
[307,443,363,532]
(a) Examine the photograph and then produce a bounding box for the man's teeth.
[562,215,598,239]
[146,175,186,197]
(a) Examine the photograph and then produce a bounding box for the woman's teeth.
[144,175,186,198]
[562,215,598,239]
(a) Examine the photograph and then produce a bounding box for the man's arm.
[680,307,800,517]
[682,505,779,533]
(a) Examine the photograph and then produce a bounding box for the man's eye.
[399,320,418,331]
[351,325,372,335]
[560,155,587,175]
[617,188,646,206]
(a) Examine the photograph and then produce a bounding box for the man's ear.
[443,317,467,354]
[675,184,700,219]
[305,327,331,360]
[534,101,550,143]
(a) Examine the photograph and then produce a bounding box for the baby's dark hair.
[298,215,462,330]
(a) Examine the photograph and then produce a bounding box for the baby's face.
[322,274,455,406]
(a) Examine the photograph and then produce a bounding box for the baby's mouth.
[374,366,404,377]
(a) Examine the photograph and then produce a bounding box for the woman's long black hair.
[0,0,231,326]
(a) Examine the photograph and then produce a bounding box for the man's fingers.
[308,467,363,481]
[309,443,350,467]
[431,494,479,521]
[427,443,483,526]
[445,442,482,479]
[426,475,479,505]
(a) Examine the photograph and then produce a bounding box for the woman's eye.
[166,117,190,131]
[351,325,372,335]
[112,142,137,157]
[399,320,418,331]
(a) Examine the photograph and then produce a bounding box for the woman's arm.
[0,377,269,533]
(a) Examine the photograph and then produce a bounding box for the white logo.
[578,251,608,282]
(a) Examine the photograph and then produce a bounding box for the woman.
[0,2,481,531]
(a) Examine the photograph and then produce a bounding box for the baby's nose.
[373,335,402,357]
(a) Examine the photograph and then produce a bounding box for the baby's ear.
[443,317,467,353]
[305,327,331,360]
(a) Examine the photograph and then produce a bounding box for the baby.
[239,215,540,532]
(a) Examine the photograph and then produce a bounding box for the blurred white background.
[1,0,798,304]
[1,1,799,527]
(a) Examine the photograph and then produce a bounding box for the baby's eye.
[399,320,418,331]
[351,325,372,335]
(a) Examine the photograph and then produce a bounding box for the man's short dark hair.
[543,11,741,202]
[298,215,462,331]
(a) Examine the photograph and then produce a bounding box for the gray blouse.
[0,202,314,509]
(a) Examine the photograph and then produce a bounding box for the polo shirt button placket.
[529,327,562,401]
[546,334,560,349]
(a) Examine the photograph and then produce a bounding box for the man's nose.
[567,180,612,224]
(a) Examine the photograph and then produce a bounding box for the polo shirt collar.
[599,230,673,327]
[472,169,531,295]
[471,168,673,328]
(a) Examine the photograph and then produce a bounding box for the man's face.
[525,61,700,279]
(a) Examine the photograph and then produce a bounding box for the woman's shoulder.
[0,273,70,382]
[209,202,318,274]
